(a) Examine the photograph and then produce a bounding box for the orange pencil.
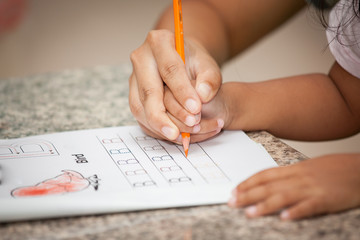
[173,0,190,157]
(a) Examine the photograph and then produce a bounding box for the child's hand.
[228,154,360,220]
[163,85,224,143]
[163,82,242,143]
[129,30,221,141]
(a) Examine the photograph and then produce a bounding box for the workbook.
[0,126,277,222]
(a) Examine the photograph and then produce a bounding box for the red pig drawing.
[11,170,99,197]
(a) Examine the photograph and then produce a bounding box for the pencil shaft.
[173,0,185,62]
[173,0,190,156]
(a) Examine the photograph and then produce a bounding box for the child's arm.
[224,62,360,140]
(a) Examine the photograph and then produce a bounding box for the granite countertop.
[0,66,359,240]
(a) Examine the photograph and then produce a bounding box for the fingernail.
[185,115,196,126]
[280,210,290,220]
[228,196,237,207]
[245,205,257,217]
[161,126,177,140]
[217,119,224,128]
[185,98,198,113]
[193,124,201,133]
[197,83,211,101]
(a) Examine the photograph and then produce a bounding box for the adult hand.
[228,154,360,220]
[129,29,221,141]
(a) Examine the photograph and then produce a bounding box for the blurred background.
[0,0,358,157]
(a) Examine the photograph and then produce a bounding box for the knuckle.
[130,48,141,65]
[302,174,315,186]
[160,62,181,81]
[146,30,158,45]
[147,29,172,45]
[139,86,157,103]
[263,183,276,195]
[147,29,173,43]
[175,108,186,120]
[279,192,291,202]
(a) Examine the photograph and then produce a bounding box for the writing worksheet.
[0,126,277,222]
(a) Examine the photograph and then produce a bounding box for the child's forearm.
[223,66,360,140]
[154,0,305,65]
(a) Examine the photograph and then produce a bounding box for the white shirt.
[327,0,360,78]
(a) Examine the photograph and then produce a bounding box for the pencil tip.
[181,134,190,157]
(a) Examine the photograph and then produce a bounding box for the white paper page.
[0,126,277,221]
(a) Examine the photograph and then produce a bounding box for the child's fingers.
[188,128,222,143]
[164,110,222,144]
[189,41,222,103]
[164,86,200,127]
[195,118,223,134]
[235,185,271,207]
[164,91,223,136]
[245,190,307,218]
[194,59,222,103]
[232,179,289,207]
[280,198,325,221]
[235,166,294,193]
[169,128,221,145]
[230,175,308,208]
[167,112,201,134]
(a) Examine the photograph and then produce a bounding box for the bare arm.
[155,0,305,65]
[224,62,360,140]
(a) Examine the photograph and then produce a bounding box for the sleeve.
[326,0,360,78]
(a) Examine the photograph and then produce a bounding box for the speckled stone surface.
[0,66,359,240]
